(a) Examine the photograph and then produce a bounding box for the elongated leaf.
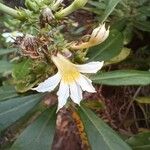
[0,48,17,56]
[0,94,43,132]
[0,85,18,101]
[91,70,150,86]
[105,47,131,65]
[0,60,12,74]
[78,105,131,150]
[100,0,121,22]
[135,97,150,104]
[126,132,150,150]
[87,30,123,61]
[11,107,56,150]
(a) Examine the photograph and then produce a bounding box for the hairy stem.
[0,2,21,19]
[55,0,88,19]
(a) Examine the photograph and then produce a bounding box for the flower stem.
[0,2,21,19]
[55,0,88,19]
[52,0,62,11]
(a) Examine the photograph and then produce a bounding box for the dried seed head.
[19,34,43,59]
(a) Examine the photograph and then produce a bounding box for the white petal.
[6,37,15,43]
[76,75,96,93]
[90,25,102,39]
[75,61,104,73]
[57,81,69,110]
[70,82,82,105]
[14,32,23,37]
[101,30,109,42]
[32,73,61,92]
[2,33,11,38]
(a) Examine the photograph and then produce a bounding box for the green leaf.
[0,85,18,101]
[105,47,131,65]
[134,21,150,32]
[0,60,12,74]
[77,105,131,150]
[12,59,35,93]
[12,59,48,93]
[126,132,150,150]
[91,70,150,86]
[87,30,123,61]
[81,100,105,110]
[11,107,56,150]
[135,97,150,104]
[0,48,17,56]
[138,6,150,17]
[13,59,32,80]
[100,0,121,22]
[123,24,134,45]
[111,18,127,31]
[0,94,43,132]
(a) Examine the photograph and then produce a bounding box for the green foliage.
[105,47,131,65]
[135,97,150,104]
[91,70,150,86]
[0,94,43,133]
[81,100,105,110]
[87,30,123,61]
[12,59,50,93]
[133,21,150,32]
[0,48,17,56]
[0,60,12,74]
[77,105,131,150]
[11,106,56,150]
[0,85,18,101]
[126,132,150,150]
[100,0,121,22]
[0,0,149,149]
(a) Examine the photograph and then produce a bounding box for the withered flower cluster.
[15,34,52,59]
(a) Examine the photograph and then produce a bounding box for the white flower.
[71,23,110,49]
[33,53,104,111]
[2,31,23,43]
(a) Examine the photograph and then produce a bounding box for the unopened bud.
[71,23,110,49]
[25,0,39,12]
[40,7,54,27]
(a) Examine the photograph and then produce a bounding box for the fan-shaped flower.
[71,24,109,49]
[33,53,103,111]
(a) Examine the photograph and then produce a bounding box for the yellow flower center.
[52,54,80,83]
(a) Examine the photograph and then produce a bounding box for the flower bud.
[25,0,39,12]
[71,24,110,49]
[40,7,54,27]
